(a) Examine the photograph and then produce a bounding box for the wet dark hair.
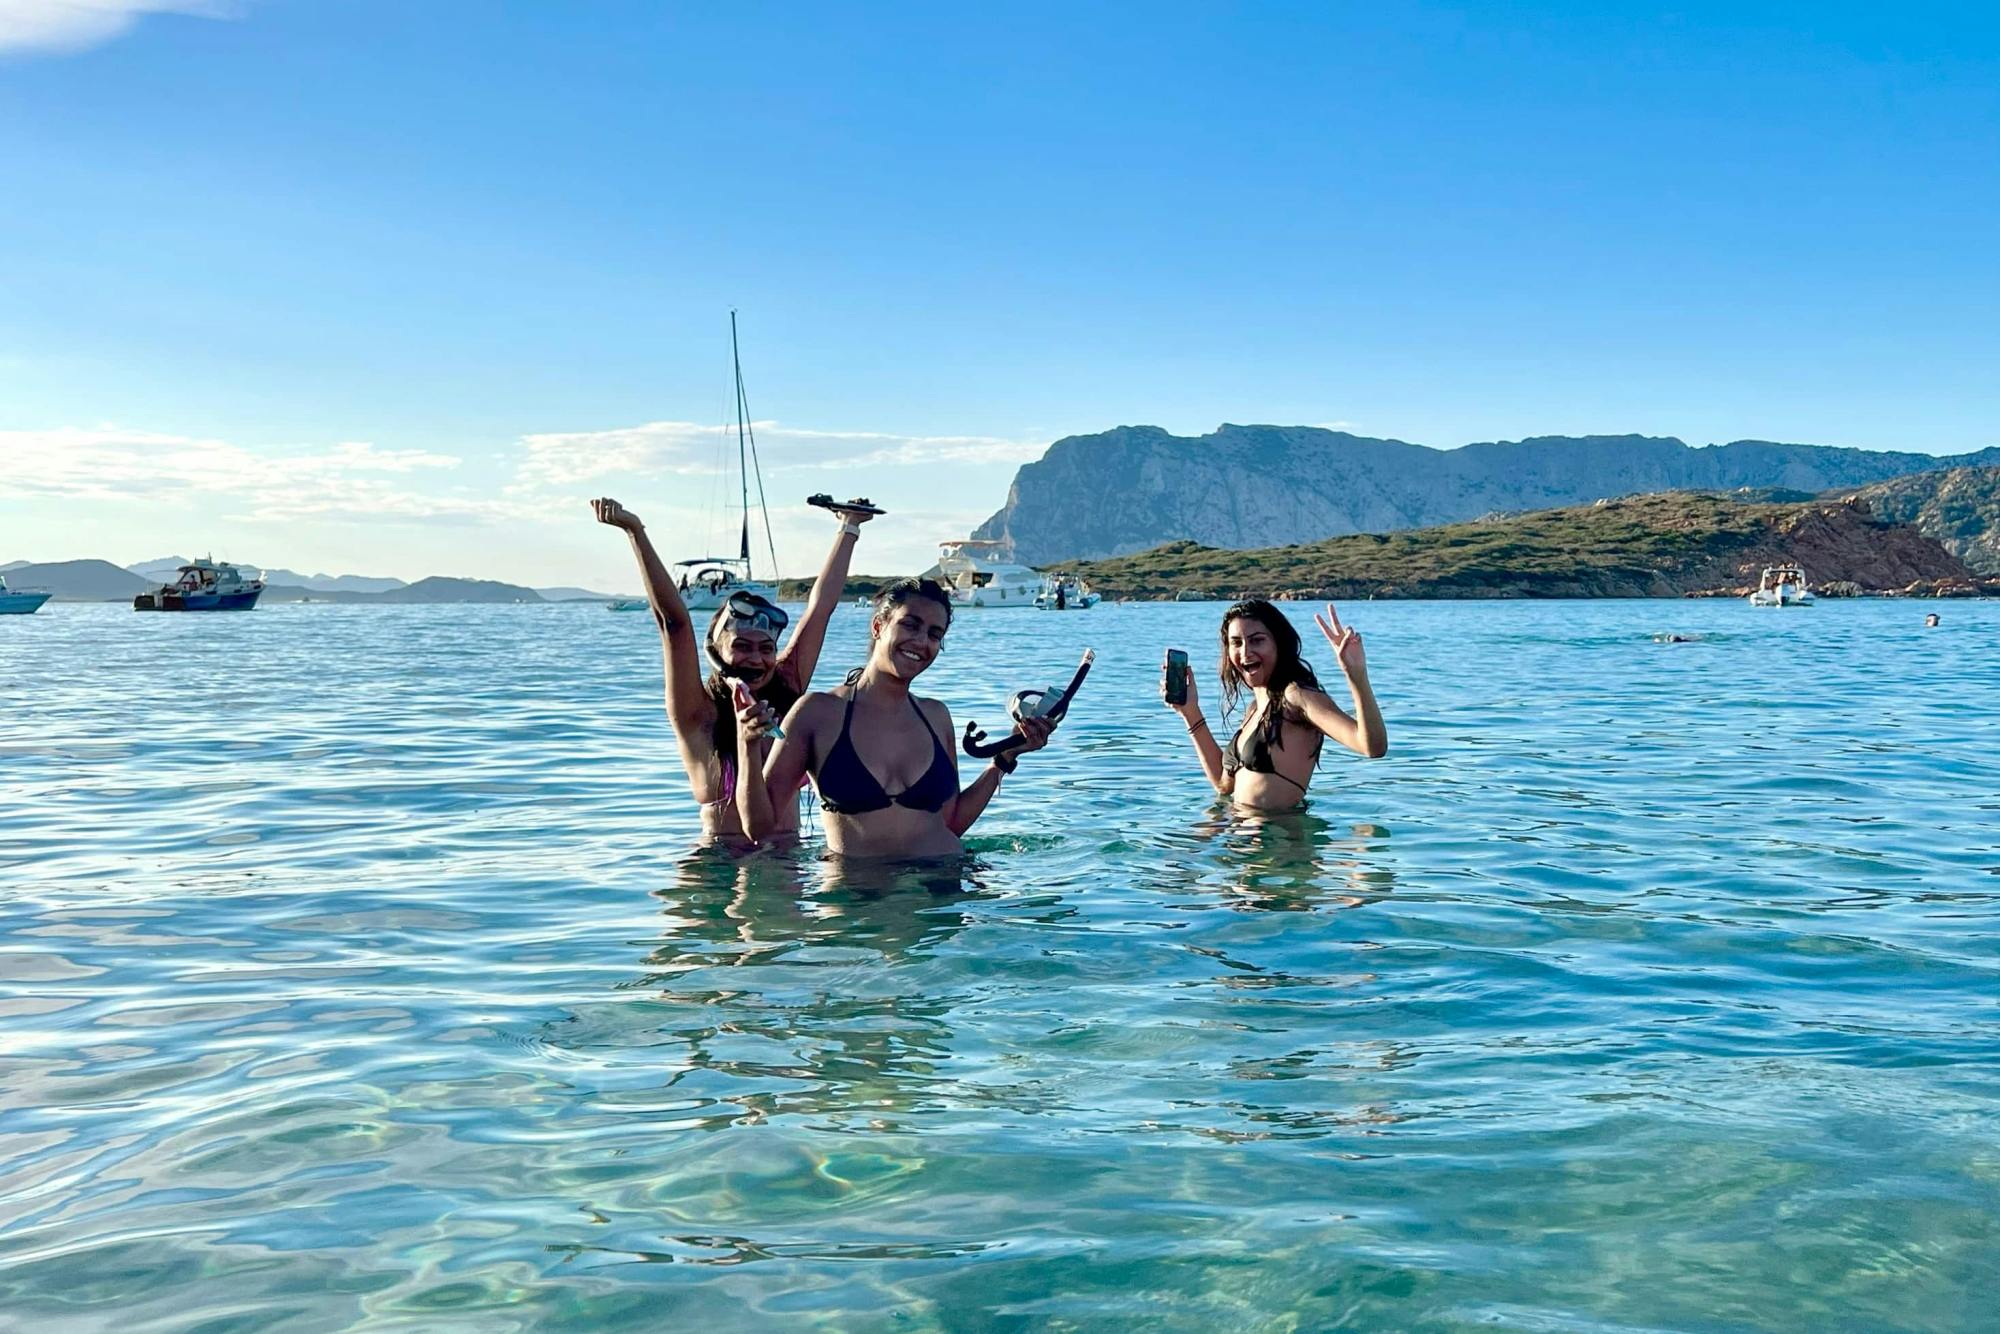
[845,578,954,686]
[1218,599,1323,751]
[872,577,953,629]
[703,606,794,760]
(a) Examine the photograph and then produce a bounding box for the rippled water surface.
[4,599,1999,1331]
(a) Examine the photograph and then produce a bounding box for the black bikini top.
[1224,705,1321,780]
[815,690,958,815]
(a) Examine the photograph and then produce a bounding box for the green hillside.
[1064,491,1978,600]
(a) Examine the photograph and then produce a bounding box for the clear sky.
[4,1,1997,587]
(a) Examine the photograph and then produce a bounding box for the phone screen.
[1164,649,1190,705]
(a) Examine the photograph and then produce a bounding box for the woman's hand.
[1314,603,1367,678]
[734,685,779,747]
[592,497,644,533]
[1011,714,1055,755]
[831,504,878,529]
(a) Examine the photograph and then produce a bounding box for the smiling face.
[1224,615,1278,690]
[870,596,950,681]
[713,626,779,688]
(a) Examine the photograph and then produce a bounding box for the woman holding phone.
[592,495,877,846]
[1163,599,1386,810]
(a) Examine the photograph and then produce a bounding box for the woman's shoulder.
[915,694,953,724]
[1281,680,1333,715]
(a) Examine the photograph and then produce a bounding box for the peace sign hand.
[1314,603,1367,678]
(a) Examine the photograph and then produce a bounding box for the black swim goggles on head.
[722,592,789,635]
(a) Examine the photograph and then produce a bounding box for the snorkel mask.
[706,592,790,678]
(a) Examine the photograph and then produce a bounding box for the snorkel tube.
[963,649,1095,765]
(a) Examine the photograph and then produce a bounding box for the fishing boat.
[0,573,52,615]
[932,540,1042,609]
[1748,564,1814,607]
[133,558,264,611]
[677,312,780,613]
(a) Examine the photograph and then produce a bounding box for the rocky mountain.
[975,426,2000,564]
[371,577,542,604]
[1064,491,1981,600]
[4,560,154,601]
[1838,467,2000,574]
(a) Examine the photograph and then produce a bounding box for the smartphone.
[1163,649,1190,706]
[733,680,784,740]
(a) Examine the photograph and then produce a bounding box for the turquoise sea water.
[3,599,1998,1331]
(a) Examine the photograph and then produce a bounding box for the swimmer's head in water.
[867,577,952,681]
[1926,613,1941,626]
[1218,598,1320,714]
[706,593,788,686]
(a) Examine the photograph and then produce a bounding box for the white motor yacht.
[1748,564,1814,607]
[933,540,1042,609]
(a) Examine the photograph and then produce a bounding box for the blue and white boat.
[133,558,265,611]
[0,573,52,615]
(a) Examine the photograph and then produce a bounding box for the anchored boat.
[1036,576,1100,610]
[933,540,1042,609]
[0,573,52,615]
[676,312,780,613]
[1748,564,1814,607]
[134,558,264,611]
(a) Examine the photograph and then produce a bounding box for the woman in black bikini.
[592,495,876,847]
[1164,599,1386,810]
[734,578,1053,857]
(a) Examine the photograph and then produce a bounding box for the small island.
[1065,490,1998,601]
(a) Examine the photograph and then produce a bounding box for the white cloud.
[0,417,1040,581]
[0,426,515,523]
[0,0,236,55]
[512,418,1044,489]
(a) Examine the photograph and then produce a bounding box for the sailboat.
[673,312,781,612]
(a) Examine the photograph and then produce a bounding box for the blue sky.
[4,1,1997,586]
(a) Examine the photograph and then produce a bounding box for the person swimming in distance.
[734,577,1054,857]
[592,495,876,847]
[1925,613,1941,627]
[1164,599,1386,810]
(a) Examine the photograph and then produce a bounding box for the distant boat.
[606,598,650,613]
[0,573,52,615]
[674,312,780,613]
[934,539,1041,609]
[133,558,264,611]
[1748,564,1814,607]
[1036,576,1100,610]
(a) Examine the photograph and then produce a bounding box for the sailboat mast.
[730,311,751,568]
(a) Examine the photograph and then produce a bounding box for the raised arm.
[944,707,1052,836]
[1310,604,1388,758]
[738,694,817,842]
[594,498,715,740]
[1163,659,1231,793]
[778,505,876,690]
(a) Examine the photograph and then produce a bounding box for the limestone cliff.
[975,425,2000,564]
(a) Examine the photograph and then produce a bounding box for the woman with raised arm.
[1164,599,1386,810]
[592,496,875,846]
[733,578,1053,857]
